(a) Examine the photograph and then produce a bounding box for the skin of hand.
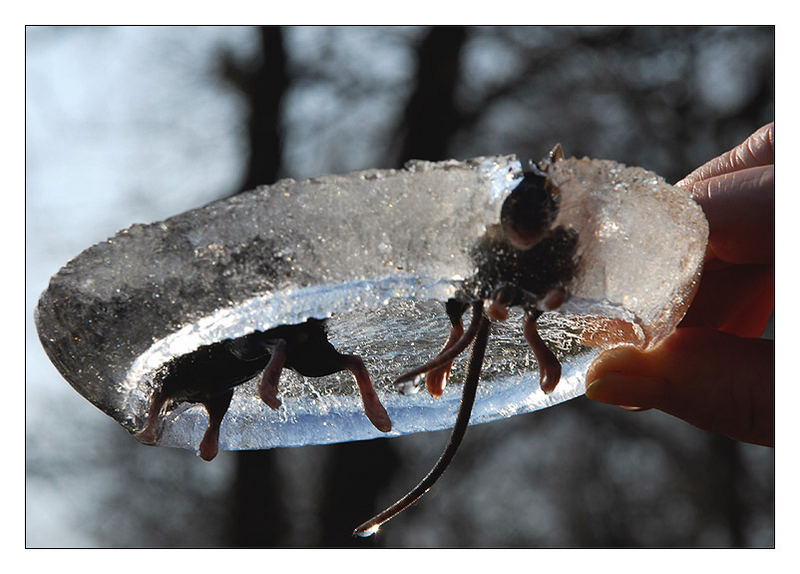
[584,122,774,447]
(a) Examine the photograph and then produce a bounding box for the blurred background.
[26,26,774,548]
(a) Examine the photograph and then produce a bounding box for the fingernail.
[585,373,665,407]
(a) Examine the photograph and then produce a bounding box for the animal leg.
[424,322,463,397]
[523,311,561,393]
[394,301,483,385]
[425,301,467,398]
[341,355,392,433]
[258,338,286,410]
[134,388,169,445]
[198,389,234,462]
[354,310,491,537]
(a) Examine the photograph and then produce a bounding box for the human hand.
[585,122,774,447]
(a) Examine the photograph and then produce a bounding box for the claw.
[523,312,561,393]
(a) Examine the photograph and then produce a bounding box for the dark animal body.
[464,224,577,305]
[135,318,391,461]
[153,320,345,402]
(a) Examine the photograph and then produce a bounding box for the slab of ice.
[35,153,708,454]
[548,157,709,345]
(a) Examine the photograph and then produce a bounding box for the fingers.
[674,123,774,266]
[583,123,775,448]
[679,263,774,338]
[585,328,774,447]
[683,165,774,265]
[676,122,774,187]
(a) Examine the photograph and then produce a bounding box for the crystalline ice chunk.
[547,156,708,345]
[35,153,708,455]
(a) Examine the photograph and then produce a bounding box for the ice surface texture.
[35,154,707,454]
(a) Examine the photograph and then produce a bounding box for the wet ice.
[35,153,708,454]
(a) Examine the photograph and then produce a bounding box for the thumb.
[585,328,773,447]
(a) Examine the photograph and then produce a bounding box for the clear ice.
[35,154,708,454]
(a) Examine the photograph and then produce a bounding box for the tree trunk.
[314,26,470,547]
[226,26,290,547]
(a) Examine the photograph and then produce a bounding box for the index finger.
[676,122,774,188]
[687,164,774,265]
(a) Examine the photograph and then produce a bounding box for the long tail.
[393,301,484,385]
[354,309,490,537]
